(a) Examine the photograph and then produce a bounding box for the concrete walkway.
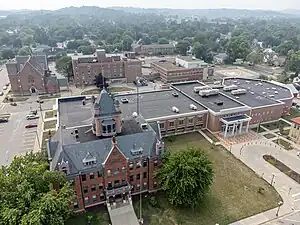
[228,139,300,225]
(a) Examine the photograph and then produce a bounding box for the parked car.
[36,99,44,103]
[0,118,8,123]
[0,92,3,96]
[26,114,39,120]
[25,124,37,128]
[297,152,300,158]
[10,102,17,106]
[30,109,38,115]
[5,83,9,86]
[2,86,7,90]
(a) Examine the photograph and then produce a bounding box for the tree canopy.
[158,148,214,207]
[0,152,74,225]
[55,56,73,82]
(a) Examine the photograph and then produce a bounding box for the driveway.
[229,140,300,225]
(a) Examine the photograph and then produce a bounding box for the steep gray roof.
[49,130,158,175]
[28,56,45,75]
[94,89,118,116]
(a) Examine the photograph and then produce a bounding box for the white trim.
[251,101,284,110]
[145,110,207,123]
[103,144,127,165]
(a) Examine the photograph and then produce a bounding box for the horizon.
[1,0,300,12]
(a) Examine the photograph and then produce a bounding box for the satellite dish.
[132,112,138,118]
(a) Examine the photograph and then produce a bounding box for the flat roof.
[115,90,207,120]
[177,56,207,63]
[151,61,188,71]
[172,82,245,112]
[58,97,93,128]
[223,78,292,107]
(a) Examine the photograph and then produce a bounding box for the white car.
[2,86,7,90]
[26,115,39,120]
[0,92,3,96]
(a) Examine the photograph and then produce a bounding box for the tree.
[193,42,213,63]
[285,50,300,72]
[94,73,109,88]
[21,34,34,46]
[158,148,214,207]
[258,74,269,80]
[150,35,158,43]
[1,48,15,59]
[158,38,169,44]
[12,38,22,48]
[0,152,74,225]
[77,45,96,55]
[18,46,32,56]
[176,40,190,56]
[247,50,264,66]
[67,40,90,50]
[122,35,134,51]
[55,56,73,82]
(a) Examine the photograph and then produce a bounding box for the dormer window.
[82,152,97,166]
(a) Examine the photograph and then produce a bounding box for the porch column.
[224,123,228,137]
[239,121,243,133]
[232,123,235,136]
[246,120,250,132]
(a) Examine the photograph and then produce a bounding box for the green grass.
[262,120,290,130]
[273,138,293,150]
[43,119,57,130]
[41,130,56,151]
[81,87,133,95]
[66,210,110,225]
[139,133,281,225]
[263,133,276,139]
[283,108,300,121]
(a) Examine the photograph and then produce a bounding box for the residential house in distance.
[6,55,60,95]
[289,117,300,144]
[72,49,142,87]
[213,53,228,65]
[151,56,214,83]
[131,43,176,56]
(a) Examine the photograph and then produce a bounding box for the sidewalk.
[228,140,300,225]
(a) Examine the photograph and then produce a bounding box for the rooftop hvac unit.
[214,81,221,85]
[231,89,247,95]
[172,106,180,113]
[211,85,223,89]
[189,104,198,110]
[233,80,238,83]
[272,87,277,90]
[193,86,210,93]
[262,92,266,95]
[246,80,251,83]
[269,95,275,98]
[274,91,278,94]
[258,82,263,85]
[141,123,148,130]
[223,84,238,91]
[199,89,219,97]
[214,100,223,105]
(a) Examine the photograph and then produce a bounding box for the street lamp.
[276,201,283,216]
[271,173,276,186]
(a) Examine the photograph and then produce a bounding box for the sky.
[0,0,300,11]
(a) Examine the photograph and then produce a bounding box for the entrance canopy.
[221,114,251,124]
[220,114,252,137]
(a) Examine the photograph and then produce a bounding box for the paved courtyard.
[215,66,260,79]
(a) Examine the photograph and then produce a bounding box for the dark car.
[36,100,44,103]
[0,118,8,123]
[10,102,17,106]
[25,124,37,128]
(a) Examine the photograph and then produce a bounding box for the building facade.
[6,55,59,95]
[131,43,175,56]
[289,117,300,144]
[72,50,142,87]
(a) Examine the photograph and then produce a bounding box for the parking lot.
[0,111,39,165]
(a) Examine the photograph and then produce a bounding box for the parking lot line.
[23,132,36,137]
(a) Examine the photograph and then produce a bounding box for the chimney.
[112,136,117,145]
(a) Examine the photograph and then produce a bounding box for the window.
[91,185,96,192]
[73,201,78,209]
[92,195,97,202]
[114,180,119,187]
[143,160,147,167]
[83,186,88,194]
[159,123,165,129]
[153,182,157,188]
[130,175,134,182]
[169,121,175,127]
[97,171,102,177]
[137,174,140,180]
[154,160,158,166]
[136,184,140,191]
[108,182,112,189]
[136,161,141,169]
[90,173,94,180]
[129,163,134,170]
[114,168,119,175]
[143,182,148,190]
[84,197,89,204]
[143,172,147,179]
[99,183,103,189]
[178,120,184,125]
[188,118,194,124]
[81,174,86,181]
[107,170,111,176]
[122,179,126,185]
[122,166,126,173]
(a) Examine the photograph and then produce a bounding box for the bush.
[149,196,158,207]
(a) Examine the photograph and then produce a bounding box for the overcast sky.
[0,0,300,11]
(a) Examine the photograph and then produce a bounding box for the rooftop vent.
[246,81,251,83]
[141,123,148,130]
[231,89,247,95]
[74,129,78,134]
[172,106,180,113]
[272,87,277,90]
[214,81,221,85]
[199,89,219,97]
[82,100,86,105]
[274,91,278,94]
[258,82,263,86]
[236,96,240,99]
[269,94,275,98]
[250,91,254,95]
[121,98,129,104]
[223,84,238,91]
[248,87,251,90]
[189,104,198,110]
[214,100,223,106]
[132,112,138,118]
[262,92,266,95]
[266,88,270,90]
[193,86,210,93]
[130,145,143,156]
[75,134,79,139]
[233,80,238,83]
[172,92,179,97]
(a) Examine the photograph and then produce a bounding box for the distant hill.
[281,9,300,16]
[110,7,297,19]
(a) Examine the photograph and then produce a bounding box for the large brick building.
[72,50,142,87]
[6,55,59,95]
[47,77,293,212]
[131,43,176,56]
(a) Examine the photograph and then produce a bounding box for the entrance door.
[30,87,36,93]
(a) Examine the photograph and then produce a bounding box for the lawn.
[139,133,281,225]
[81,87,133,95]
[273,138,293,150]
[263,133,276,139]
[262,120,290,130]
[44,110,57,119]
[282,108,300,121]
[41,130,56,151]
[66,207,110,225]
[43,119,57,130]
